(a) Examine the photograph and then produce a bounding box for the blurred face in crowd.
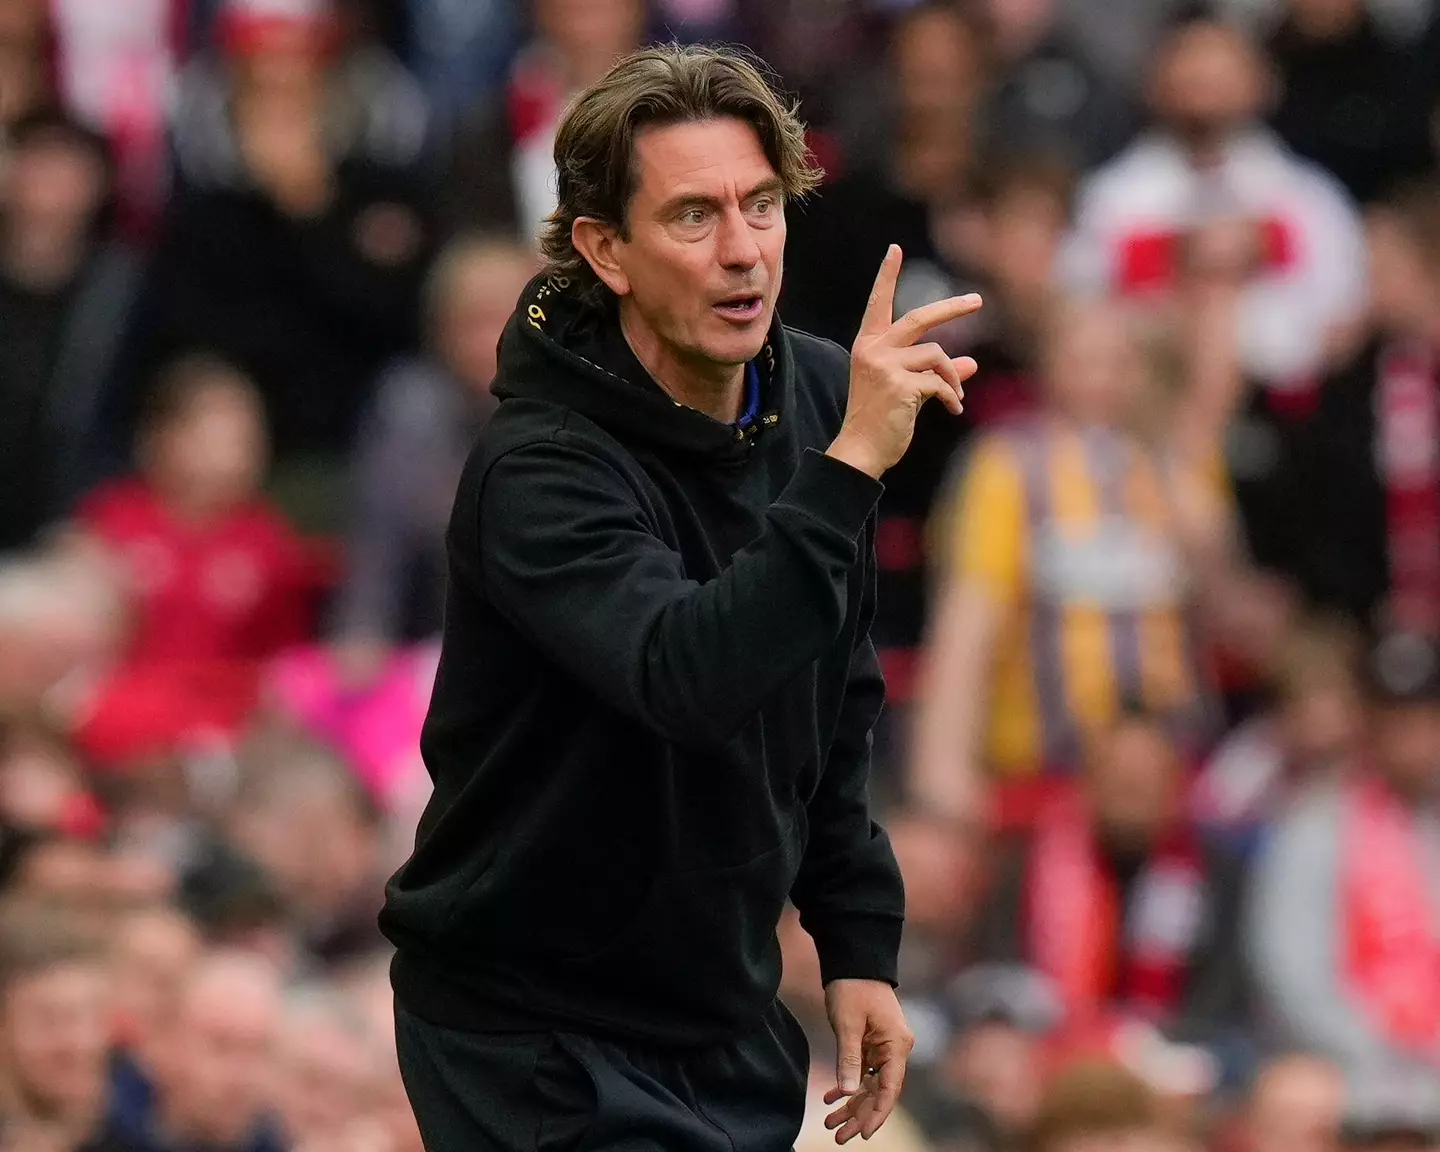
[145,376,268,517]
[1151,23,1266,154]
[4,132,106,236]
[230,19,332,98]
[1042,301,1146,427]
[1287,0,1363,40]
[1245,1056,1345,1152]
[1372,700,1440,801]
[0,731,86,831]
[1085,718,1182,857]
[1282,670,1363,774]
[536,0,645,85]
[886,814,981,935]
[434,245,536,394]
[1365,208,1439,340]
[110,907,201,1054]
[985,181,1068,316]
[156,953,281,1145]
[0,958,112,1120]
[276,1003,376,1144]
[581,118,786,387]
[893,5,985,120]
[946,1022,1044,1137]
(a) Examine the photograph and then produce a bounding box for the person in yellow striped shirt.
[910,298,1233,817]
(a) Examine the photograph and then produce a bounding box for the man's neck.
[619,302,746,423]
[1,227,86,294]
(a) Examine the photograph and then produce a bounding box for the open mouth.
[714,295,764,322]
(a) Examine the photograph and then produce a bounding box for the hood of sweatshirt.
[491,272,793,462]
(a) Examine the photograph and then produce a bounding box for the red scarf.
[1342,777,1440,1048]
[1376,342,1440,636]
[1025,788,1205,1026]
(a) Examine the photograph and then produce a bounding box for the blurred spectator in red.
[0,901,125,1152]
[911,302,1227,810]
[173,0,429,193]
[1267,0,1433,205]
[1284,184,1440,639]
[968,705,1248,1061]
[977,0,1139,172]
[108,949,285,1152]
[0,0,53,156]
[0,110,140,553]
[1248,632,1440,1085]
[1192,614,1365,856]
[130,0,433,533]
[439,0,645,243]
[1240,1053,1346,1152]
[48,0,190,240]
[333,235,534,655]
[1059,15,1367,387]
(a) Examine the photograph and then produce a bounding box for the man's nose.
[716,205,761,271]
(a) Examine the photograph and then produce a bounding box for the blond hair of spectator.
[1027,1060,1165,1152]
[539,43,821,298]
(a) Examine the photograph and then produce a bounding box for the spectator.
[111,950,285,1152]
[0,0,52,156]
[439,0,646,243]
[1248,632,1440,1085]
[0,900,124,1151]
[0,110,141,552]
[333,234,536,653]
[1287,183,1440,637]
[970,705,1248,1057]
[1267,0,1433,205]
[911,301,1225,809]
[273,986,376,1147]
[977,0,1140,172]
[1025,1060,1180,1152]
[1240,1053,1346,1152]
[1058,14,1367,386]
[131,0,433,531]
[1191,614,1365,856]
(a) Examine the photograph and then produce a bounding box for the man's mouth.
[714,294,764,322]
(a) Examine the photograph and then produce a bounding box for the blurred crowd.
[2,0,1440,1149]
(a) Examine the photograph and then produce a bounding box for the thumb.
[835,1018,865,1095]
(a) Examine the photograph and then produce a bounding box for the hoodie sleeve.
[470,435,884,746]
[789,548,905,986]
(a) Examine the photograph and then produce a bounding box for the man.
[1242,1054,1346,1152]
[379,42,980,1150]
[1248,632,1440,1087]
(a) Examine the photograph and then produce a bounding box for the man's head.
[1363,634,1440,802]
[275,986,378,1145]
[1275,616,1364,775]
[1366,184,1440,341]
[975,157,1073,318]
[1083,704,1185,859]
[1027,1060,1165,1152]
[138,355,269,518]
[110,904,202,1055]
[546,45,821,383]
[534,0,646,89]
[1244,1054,1346,1152]
[152,949,283,1146]
[1040,298,1147,428]
[425,235,536,393]
[1148,19,1269,159]
[0,900,111,1124]
[1,110,113,279]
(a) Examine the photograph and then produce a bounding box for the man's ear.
[572,217,631,297]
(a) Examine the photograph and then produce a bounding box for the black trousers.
[395,999,811,1152]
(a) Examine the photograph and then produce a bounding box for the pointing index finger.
[857,244,903,339]
[886,292,984,347]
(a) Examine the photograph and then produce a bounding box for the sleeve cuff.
[809,913,903,988]
[778,450,885,543]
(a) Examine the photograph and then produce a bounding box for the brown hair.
[0,899,102,997]
[140,353,262,434]
[1028,1061,1161,1152]
[540,42,823,297]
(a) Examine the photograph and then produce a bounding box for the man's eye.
[752,198,774,215]
[680,208,707,225]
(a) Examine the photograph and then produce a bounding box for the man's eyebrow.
[655,178,785,218]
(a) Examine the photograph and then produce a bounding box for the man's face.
[1246,1058,1344,1152]
[605,117,786,374]
[947,1023,1043,1135]
[0,961,112,1118]
[1373,702,1440,800]
[278,1018,376,1143]
[5,136,106,236]
[1152,24,1265,145]
[1086,721,1182,856]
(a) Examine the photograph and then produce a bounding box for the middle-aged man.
[379,41,981,1152]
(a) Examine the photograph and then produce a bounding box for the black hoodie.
[380,273,906,1046]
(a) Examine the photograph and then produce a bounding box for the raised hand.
[826,245,982,479]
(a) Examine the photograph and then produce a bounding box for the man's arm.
[472,438,883,746]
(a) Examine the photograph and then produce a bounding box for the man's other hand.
[822,978,915,1144]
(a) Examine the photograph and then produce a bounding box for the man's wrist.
[826,431,884,480]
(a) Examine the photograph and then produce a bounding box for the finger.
[824,1099,858,1129]
[836,1017,866,1094]
[857,245,903,340]
[861,1057,907,1140]
[886,292,983,348]
[823,1086,848,1107]
[953,355,979,384]
[901,342,966,399]
[836,1113,865,1144]
[914,369,963,417]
